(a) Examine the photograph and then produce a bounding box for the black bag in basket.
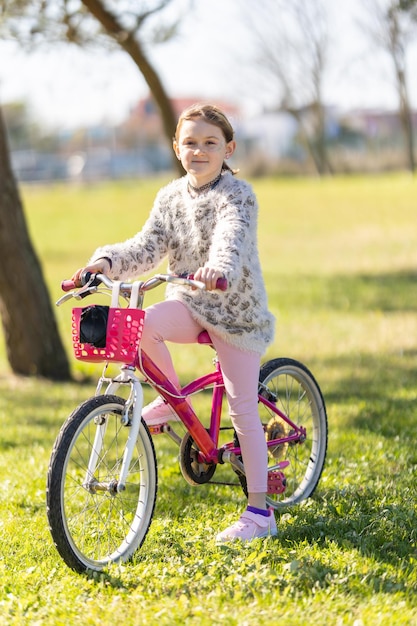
[79,305,109,348]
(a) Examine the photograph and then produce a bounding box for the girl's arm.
[71,257,111,285]
[204,185,256,286]
[88,195,169,280]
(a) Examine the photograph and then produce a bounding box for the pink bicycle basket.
[72,307,145,363]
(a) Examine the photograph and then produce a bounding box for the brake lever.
[56,292,75,307]
[56,277,99,306]
[74,285,98,300]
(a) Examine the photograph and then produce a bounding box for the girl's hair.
[175,103,238,174]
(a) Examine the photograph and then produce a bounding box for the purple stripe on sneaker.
[246,506,270,517]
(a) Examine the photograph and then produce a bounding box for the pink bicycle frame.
[137,350,222,463]
[136,348,306,465]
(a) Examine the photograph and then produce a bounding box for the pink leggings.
[140,300,267,493]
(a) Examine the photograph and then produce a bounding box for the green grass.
[1,173,417,624]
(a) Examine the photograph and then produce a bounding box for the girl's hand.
[71,258,111,287]
[194,266,225,291]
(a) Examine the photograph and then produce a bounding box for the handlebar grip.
[61,279,76,292]
[188,274,227,291]
[216,277,227,291]
[61,271,93,292]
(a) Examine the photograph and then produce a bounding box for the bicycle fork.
[83,368,144,495]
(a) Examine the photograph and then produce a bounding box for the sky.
[0,0,416,130]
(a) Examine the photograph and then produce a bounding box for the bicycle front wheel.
[47,395,157,573]
[259,358,327,510]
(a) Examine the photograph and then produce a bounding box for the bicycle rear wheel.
[47,395,157,573]
[258,358,327,509]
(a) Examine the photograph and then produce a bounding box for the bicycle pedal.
[267,470,287,494]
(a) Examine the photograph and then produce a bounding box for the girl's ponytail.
[222,161,239,175]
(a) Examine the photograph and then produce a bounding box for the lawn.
[0,173,416,625]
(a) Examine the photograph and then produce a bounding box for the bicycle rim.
[47,395,157,573]
[259,358,327,510]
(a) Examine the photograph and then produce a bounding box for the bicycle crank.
[178,433,217,486]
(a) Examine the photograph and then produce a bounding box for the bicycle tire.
[47,395,157,573]
[261,358,327,509]
[235,358,327,510]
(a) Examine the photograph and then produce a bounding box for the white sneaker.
[142,396,181,427]
[216,509,277,543]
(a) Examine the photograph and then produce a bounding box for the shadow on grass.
[313,348,417,440]
[0,380,87,451]
[79,483,417,594]
[278,486,417,593]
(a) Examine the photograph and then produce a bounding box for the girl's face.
[173,117,235,187]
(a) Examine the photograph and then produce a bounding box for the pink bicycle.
[47,273,327,573]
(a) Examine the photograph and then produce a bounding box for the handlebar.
[61,272,227,293]
[58,272,227,306]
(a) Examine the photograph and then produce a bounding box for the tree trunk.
[387,6,416,173]
[0,107,71,379]
[81,0,184,175]
[396,68,416,173]
[312,100,333,175]
[288,106,332,176]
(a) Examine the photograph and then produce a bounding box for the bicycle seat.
[198,330,213,345]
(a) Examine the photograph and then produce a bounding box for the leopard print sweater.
[90,171,275,354]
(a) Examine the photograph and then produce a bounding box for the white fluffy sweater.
[91,171,275,354]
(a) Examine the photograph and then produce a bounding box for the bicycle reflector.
[79,305,109,348]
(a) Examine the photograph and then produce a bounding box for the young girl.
[72,103,276,542]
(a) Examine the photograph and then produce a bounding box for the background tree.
[0,107,70,379]
[243,0,332,176]
[362,0,416,173]
[0,0,186,378]
[0,0,185,174]
[398,0,417,13]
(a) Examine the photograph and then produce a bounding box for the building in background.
[5,96,417,182]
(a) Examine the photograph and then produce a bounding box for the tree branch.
[80,0,181,173]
